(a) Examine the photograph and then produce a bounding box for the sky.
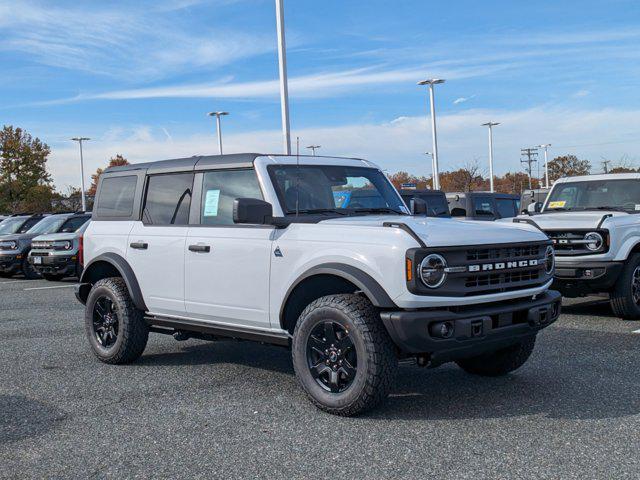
[2,0,640,191]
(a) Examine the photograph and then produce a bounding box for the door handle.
[130,242,148,250]
[188,244,211,253]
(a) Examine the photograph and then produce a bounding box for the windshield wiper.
[583,206,629,212]
[351,207,404,215]
[291,208,349,216]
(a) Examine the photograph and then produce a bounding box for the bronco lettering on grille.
[468,259,539,272]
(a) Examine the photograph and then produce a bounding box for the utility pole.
[417,79,445,190]
[70,137,90,211]
[602,159,611,174]
[481,122,500,192]
[520,148,539,189]
[275,0,291,155]
[537,144,551,188]
[207,111,229,155]
[306,145,321,156]
[424,152,433,188]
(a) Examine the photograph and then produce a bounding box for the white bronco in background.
[512,173,640,319]
[76,153,560,416]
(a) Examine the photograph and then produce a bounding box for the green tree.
[547,155,591,181]
[0,126,54,212]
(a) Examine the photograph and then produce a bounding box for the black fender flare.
[280,262,397,323]
[78,253,147,311]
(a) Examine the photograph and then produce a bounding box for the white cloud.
[572,89,591,98]
[453,95,476,105]
[47,106,640,190]
[0,0,272,79]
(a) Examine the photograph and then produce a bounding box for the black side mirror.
[410,198,428,215]
[233,198,273,224]
[534,202,543,213]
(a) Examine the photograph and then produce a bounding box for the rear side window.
[496,198,517,218]
[97,176,137,217]
[143,173,194,225]
[200,169,263,225]
[59,215,90,233]
[473,196,495,216]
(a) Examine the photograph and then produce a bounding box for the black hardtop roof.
[104,153,262,175]
[446,191,519,199]
[399,189,445,195]
[103,153,369,176]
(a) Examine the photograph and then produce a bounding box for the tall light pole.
[208,111,229,155]
[482,122,500,192]
[424,152,434,188]
[275,0,291,155]
[70,137,90,211]
[537,144,552,188]
[306,145,321,156]
[417,78,445,190]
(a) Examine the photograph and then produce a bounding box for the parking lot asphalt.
[1,278,639,479]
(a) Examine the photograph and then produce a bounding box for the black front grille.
[545,230,608,256]
[466,245,540,261]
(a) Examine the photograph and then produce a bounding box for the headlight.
[53,241,73,250]
[419,253,447,288]
[0,240,18,250]
[545,245,555,275]
[584,232,604,251]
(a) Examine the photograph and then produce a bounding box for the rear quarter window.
[96,176,138,217]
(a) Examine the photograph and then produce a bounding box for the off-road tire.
[84,277,149,364]
[21,257,41,280]
[456,335,536,377]
[292,294,397,416]
[42,273,63,281]
[610,253,640,320]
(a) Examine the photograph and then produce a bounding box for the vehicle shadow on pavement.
[134,328,640,422]
[561,298,617,318]
[0,395,68,444]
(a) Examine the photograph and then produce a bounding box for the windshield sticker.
[333,191,352,208]
[203,189,221,217]
[548,201,566,208]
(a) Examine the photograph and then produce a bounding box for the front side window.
[268,165,406,215]
[545,179,640,212]
[59,215,91,233]
[200,169,263,225]
[473,196,495,216]
[143,173,193,225]
[97,176,137,217]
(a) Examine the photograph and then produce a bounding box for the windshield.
[26,216,69,234]
[545,179,640,212]
[268,165,407,215]
[0,217,28,235]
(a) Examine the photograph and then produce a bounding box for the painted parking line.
[23,284,77,291]
[0,280,25,286]
[633,329,640,334]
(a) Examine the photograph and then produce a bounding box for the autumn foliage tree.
[387,171,431,190]
[87,154,130,195]
[439,161,489,192]
[0,125,55,212]
[547,155,591,181]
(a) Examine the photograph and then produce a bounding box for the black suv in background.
[446,192,520,221]
[399,189,450,217]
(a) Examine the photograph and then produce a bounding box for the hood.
[0,232,39,242]
[514,211,628,230]
[32,232,78,242]
[319,215,547,247]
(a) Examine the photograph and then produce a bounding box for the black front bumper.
[29,253,78,276]
[380,290,561,364]
[553,260,623,297]
[0,253,22,273]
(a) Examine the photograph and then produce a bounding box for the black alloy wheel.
[92,296,119,349]
[306,320,357,393]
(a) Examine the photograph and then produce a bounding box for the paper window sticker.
[548,201,566,208]
[203,189,221,216]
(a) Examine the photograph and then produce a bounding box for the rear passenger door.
[127,173,193,316]
[184,169,273,329]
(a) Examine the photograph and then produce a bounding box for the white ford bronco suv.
[512,173,640,319]
[76,153,560,416]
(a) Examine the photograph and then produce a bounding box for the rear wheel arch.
[280,263,396,334]
[78,253,147,311]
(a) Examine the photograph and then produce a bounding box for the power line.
[520,147,539,189]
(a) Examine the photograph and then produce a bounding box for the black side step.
[144,315,291,347]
